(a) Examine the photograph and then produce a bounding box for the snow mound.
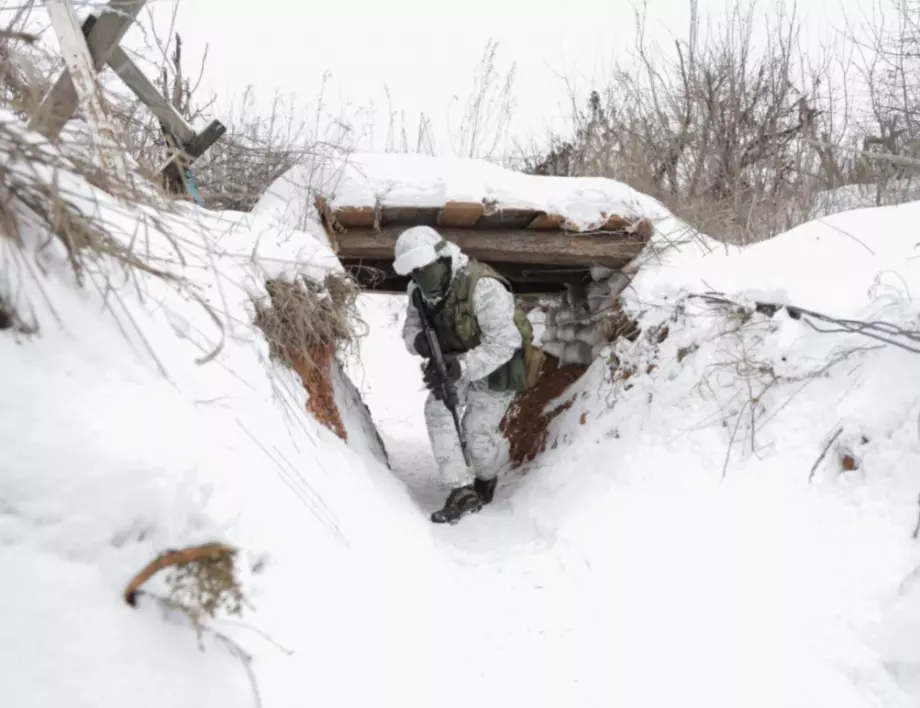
[0,118,445,707]
[494,197,920,705]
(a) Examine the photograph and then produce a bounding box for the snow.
[253,150,670,239]
[3,129,920,708]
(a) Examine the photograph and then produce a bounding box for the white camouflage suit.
[401,238,519,489]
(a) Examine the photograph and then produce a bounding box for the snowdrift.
[0,113,446,707]
[490,199,920,704]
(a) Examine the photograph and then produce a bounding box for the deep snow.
[3,136,920,707]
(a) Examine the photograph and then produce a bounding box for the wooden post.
[42,0,128,183]
[105,44,196,144]
[29,0,146,139]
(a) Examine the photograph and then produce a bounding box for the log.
[335,227,649,269]
[341,258,573,294]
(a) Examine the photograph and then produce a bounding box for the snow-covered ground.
[3,134,920,707]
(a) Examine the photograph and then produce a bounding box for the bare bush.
[843,0,920,200]
[523,0,854,244]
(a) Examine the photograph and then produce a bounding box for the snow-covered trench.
[348,283,920,708]
[3,133,920,707]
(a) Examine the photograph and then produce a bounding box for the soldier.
[393,226,542,523]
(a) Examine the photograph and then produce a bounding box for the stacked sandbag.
[539,268,632,365]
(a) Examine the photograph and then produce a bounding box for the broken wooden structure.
[30,0,225,197]
[317,197,653,294]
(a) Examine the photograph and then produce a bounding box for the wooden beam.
[104,44,195,144]
[343,258,592,283]
[335,227,648,269]
[41,0,128,182]
[342,260,572,295]
[30,0,146,138]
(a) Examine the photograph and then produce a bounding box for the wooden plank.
[105,43,195,144]
[437,201,484,228]
[600,215,654,241]
[379,206,440,227]
[183,119,226,160]
[41,0,128,182]
[526,212,566,229]
[476,208,541,229]
[335,227,649,269]
[30,0,146,138]
[342,259,572,294]
[334,206,376,228]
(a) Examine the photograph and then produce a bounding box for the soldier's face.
[411,258,451,299]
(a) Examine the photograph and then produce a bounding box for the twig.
[0,29,38,43]
[212,630,262,708]
[690,292,920,355]
[809,426,843,483]
[912,493,920,540]
[802,137,920,170]
[213,618,295,656]
[132,590,262,708]
[722,400,749,480]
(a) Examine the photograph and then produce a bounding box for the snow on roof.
[253,150,672,239]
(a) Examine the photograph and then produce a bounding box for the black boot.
[473,476,498,505]
[430,485,483,524]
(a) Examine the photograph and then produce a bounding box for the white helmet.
[393,225,449,276]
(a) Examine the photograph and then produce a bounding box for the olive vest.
[420,259,545,392]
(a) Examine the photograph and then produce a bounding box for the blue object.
[184,168,202,206]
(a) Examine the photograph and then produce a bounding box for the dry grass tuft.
[252,272,362,439]
[0,114,177,282]
[252,272,361,366]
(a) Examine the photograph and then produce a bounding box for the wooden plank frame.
[30,0,147,138]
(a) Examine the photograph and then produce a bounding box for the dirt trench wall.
[500,356,590,467]
[288,345,389,469]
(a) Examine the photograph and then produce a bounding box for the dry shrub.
[521,1,853,245]
[602,299,642,342]
[253,273,360,363]
[123,542,242,634]
[0,109,202,364]
[252,273,361,439]
[500,356,589,467]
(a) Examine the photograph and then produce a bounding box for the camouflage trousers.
[424,380,516,488]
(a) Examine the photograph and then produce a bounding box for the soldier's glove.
[413,331,432,359]
[423,355,462,404]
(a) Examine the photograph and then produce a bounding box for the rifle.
[412,288,473,468]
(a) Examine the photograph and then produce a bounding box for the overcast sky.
[47,0,883,156]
